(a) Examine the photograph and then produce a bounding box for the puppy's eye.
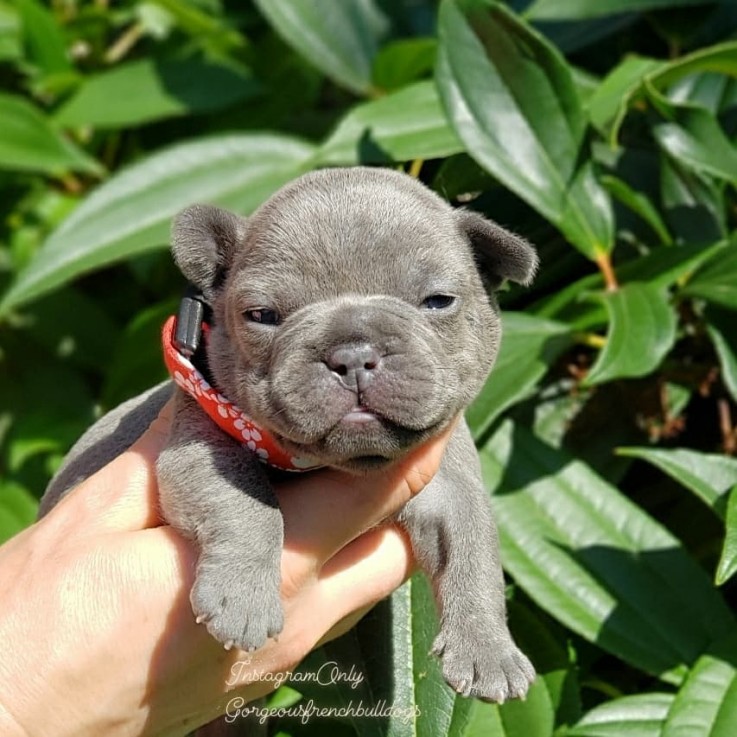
[244,308,280,325]
[422,294,456,310]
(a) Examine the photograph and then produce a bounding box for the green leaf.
[603,42,737,144]
[567,693,674,737]
[707,322,737,405]
[252,0,389,95]
[0,1,21,62]
[315,80,463,166]
[716,486,737,585]
[0,134,315,314]
[436,0,613,259]
[583,283,678,385]
[616,447,737,516]
[482,421,735,682]
[15,0,71,76]
[535,241,728,321]
[146,0,245,55]
[55,57,260,129]
[525,0,714,21]
[102,299,175,408]
[467,313,571,440]
[0,482,38,544]
[647,87,737,184]
[660,155,726,244]
[588,56,663,135]
[601,174,672,245]
[662,633,737,737]
[0,93,101,176]
[682,245,737,309]
[372,38,437,91]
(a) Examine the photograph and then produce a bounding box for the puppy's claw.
[224,639,234,651]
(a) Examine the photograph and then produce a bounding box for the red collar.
[162,316,321,472]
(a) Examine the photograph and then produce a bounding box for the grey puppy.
[41,166,537,702]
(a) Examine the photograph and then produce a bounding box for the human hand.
[0,401,458,737]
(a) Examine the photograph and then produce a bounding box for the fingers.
[311,525,414,647]
[278,415,459,573]
[51,399,175,534]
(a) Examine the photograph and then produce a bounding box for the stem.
[575,332,606,350]
[595,251,619,291]
[718,399,736,455]
[408,159,424,179]
[105,21,145,64]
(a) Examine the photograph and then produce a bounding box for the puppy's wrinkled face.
[172,168,537,472]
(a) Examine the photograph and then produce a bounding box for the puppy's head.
[172,167,537,472]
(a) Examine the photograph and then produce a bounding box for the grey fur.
[41,167,538,702]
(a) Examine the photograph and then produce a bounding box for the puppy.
[41,166,537,702]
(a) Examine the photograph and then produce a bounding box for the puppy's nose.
[326,343,382,392]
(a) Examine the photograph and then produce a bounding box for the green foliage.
[1,0,736,735]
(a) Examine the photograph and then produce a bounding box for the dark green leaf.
[525,0,714,21]
[102,299,176,408]
[583,283,678,385]
[662,633,737,737]
[601,174,672,245]
[616,446,737,516]
[567,693,674,737]
[15,0,71,76]
[682,245,737,309]
[605,42,737,143]
[146,0,245,55]
[0,134,315,314]
[482,421,735,681]
[436,0,613,259]
[707,322,737,405]
[647,87,737,184]
[253,0,389,94]
[716,486,737,585]
[315,80,463,165]
[0,93,101,176]
[467,313,571,440]
[660,155,726,244]
[55,57,260,129]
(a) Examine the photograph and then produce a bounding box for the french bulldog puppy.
[40,166,537,702]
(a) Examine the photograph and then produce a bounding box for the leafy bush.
[1,0,737,735]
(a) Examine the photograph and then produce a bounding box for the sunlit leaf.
[436,0,613,259]
[253,0,388,94]
[0,93,101,175]
[483,421,736,681]
[0,135,315,314]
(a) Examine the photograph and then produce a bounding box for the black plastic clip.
[174,286,208,358]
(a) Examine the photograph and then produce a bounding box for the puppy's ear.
[457,210,539,289]
[171,204,248,296]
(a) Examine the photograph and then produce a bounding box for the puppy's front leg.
[398,421,535,702]
[157,391,284,651]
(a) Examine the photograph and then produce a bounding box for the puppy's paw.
[432,631,535,703]
[190,561,284,652]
